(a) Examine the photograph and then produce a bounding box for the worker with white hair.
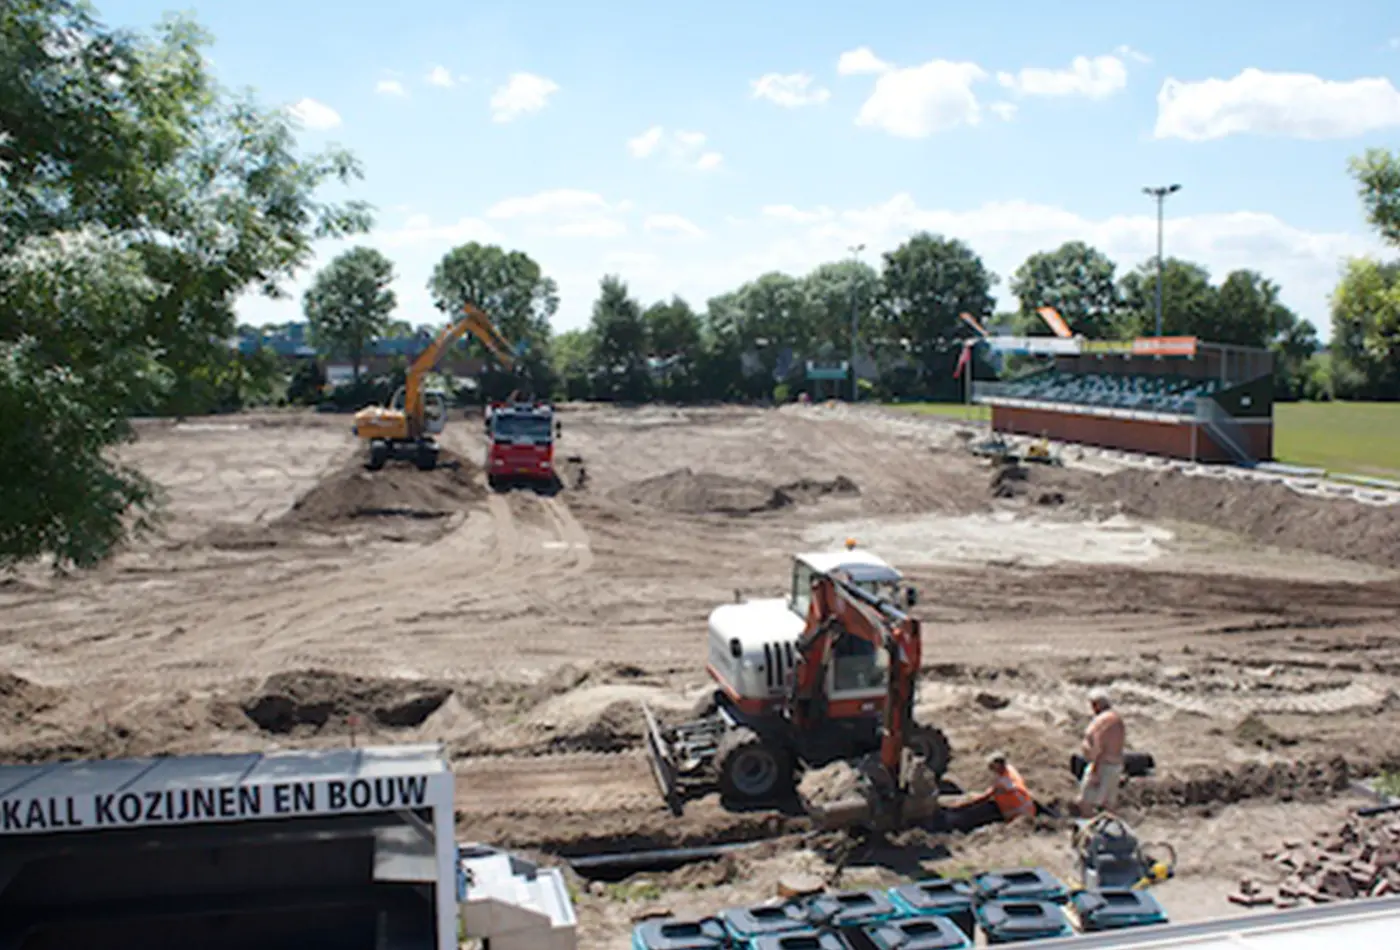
[1077,688,1125,816]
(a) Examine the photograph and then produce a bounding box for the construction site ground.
[4,403,1400,948]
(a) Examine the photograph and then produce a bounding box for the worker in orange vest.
[940,751,1037,832]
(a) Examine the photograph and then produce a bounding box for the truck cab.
[705,548,908,716]
[486,401,558,488]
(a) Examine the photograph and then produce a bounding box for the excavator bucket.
[641,703,683,817]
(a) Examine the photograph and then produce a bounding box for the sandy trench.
[2,403,1400,945]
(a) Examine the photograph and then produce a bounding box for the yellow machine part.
[353,405,411,442]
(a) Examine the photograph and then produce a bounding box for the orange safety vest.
[991,764,1035,818]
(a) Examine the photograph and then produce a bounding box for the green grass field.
[1273,402,1400,480]
[887,400,1400,480]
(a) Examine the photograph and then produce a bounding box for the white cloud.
[626,126,723,171]
[761,204,835,224]
[627,126,664,158]
[751,72,831,107]
[853,58,988,137]
[989,101,1017,121]
[376,79,407,97]
[426,65,455,88]
[1155,69,1400,141]
[1116,45,1152,65]
[997,53,1128,99]
[837,46,892,76]
[376,214,503,248]
[287,98,341,130]
[485,189,627,238]
[489,72,559,122]
[645,213,705,238]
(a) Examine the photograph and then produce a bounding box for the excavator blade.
[641,702,683,817]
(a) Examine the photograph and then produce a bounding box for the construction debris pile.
[1241,817,1400,908]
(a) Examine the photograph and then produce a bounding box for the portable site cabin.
[0,744,459,949]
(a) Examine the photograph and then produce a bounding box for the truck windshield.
[493,414,553,442]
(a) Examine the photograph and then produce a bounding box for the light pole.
[848,243,865,402]
[1143,184,1181,338]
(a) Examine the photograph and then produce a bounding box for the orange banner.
[1035,306,1073,339]
[1132,336,1198,356]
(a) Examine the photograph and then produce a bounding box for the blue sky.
[101,0,1400,340]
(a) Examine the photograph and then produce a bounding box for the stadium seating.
[989,371,1223,415]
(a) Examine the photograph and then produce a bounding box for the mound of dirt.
[1036,466,1400,569]
[613,468,791,515]
[241,669,453,736]
[778,476,860,504]
[1129,756,1355,808]
[277,451,484,528]
[0,672,59,726]
[613,469,860,515]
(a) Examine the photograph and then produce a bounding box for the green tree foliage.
[1328,259,1400,400]
[1010,241,1122,338]
[303,247,397,381]
[588,276,650,402]
[1117,258,1218,338]
[0,229,166,568]
[879,233,995,398]
[801,260,881,353]
[643,296,703,400]
[1349,148,1400,248]
[550,329,596,401]
[427,242,558,396]
[0,2,370,568]
[1327,149,1400,399]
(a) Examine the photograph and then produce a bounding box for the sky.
[99,0,1400,341]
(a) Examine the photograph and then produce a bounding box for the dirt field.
[3,403,1400,946]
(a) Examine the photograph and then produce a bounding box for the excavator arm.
[403,305,518,436]
[796,574,922,779]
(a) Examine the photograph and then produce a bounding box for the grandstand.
[972,336,1275,465]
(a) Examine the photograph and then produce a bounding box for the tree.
[1329,148,1400,399]
[0,3,370,568]
[1010,242,1122,339]
[0,228,168,569]
[643,296,703,400]
[303,247,396,381]
[879,233,996,398]
[588,276,650,402]
[427,242,558,396]
[1117,258,1217,338]
[1328,258,1400,400]
[1349,148,1400,248]
[801,260,882,353]
[550,328,596,401]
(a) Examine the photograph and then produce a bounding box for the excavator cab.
[390,386,448,435]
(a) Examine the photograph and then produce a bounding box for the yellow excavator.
[351,304,519,471]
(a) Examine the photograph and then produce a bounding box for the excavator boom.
[404,304,518,436]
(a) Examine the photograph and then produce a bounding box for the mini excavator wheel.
[716,726,794,804]
[905,724,951,779]
[366,440,389,471]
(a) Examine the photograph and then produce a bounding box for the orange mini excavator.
[643,553,951,831]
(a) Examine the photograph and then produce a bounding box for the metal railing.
[1195,397,1254,466]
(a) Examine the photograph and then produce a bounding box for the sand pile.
[1037,467,1400,568]
[241,669,453,736]
[1129,756,1354,809]
[614,469,791,515]
[277,450,484,527]
[613,469,860,515]
[0,672,59,726]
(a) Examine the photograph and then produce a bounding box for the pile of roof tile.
[1236,818,1400,909]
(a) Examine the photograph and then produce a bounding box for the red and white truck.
[485,399,559,489]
